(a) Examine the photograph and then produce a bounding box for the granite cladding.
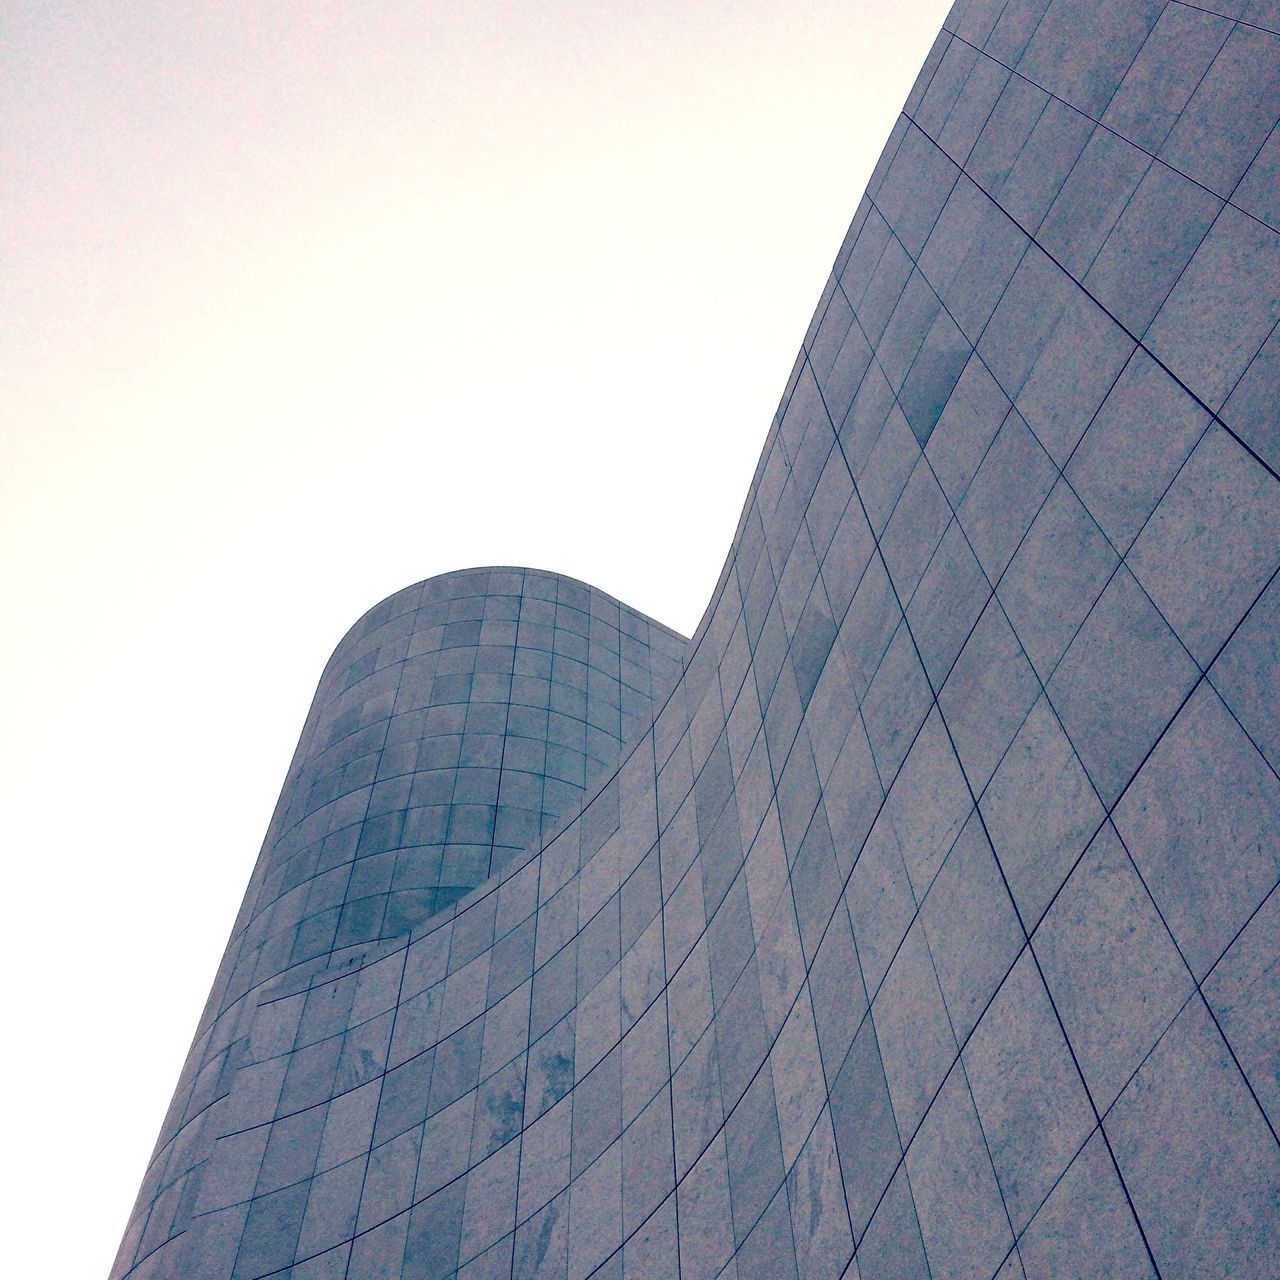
[114,2,1280,1276]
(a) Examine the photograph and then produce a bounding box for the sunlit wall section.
[117,1,1280,1276]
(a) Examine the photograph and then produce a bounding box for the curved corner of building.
[113,5,1280,1278]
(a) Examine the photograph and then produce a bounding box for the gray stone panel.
[114,6,1280,1278]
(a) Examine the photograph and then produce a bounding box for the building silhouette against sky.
[114,3,1280,1277]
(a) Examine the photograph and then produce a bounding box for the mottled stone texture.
[112,569,685,1279]
[114,3,1280,1277]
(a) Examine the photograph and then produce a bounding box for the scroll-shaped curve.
[115,3,1280,1278]
[111,567,686,1277]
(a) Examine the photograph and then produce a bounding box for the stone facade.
[114,3,1280,1276]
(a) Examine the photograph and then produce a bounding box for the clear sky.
[2,2,950,1271]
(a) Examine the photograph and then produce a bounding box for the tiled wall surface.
[114,1,1280,1276]
[112,568,685,1278]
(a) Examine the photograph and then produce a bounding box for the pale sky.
[1,2,950,1271]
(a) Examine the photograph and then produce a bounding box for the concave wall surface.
[115,2,1280,1277]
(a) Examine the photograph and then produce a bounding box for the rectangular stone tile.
[877,270,942,394]
[1105,999,1280,1280]
[1014,288,1133,469]
[881,706,973,901]
[840,209,893,312]
[866,114,911,202]
[830,1017,904,1241]
[1113,682,1280,980]
[858,408,921,537]
[1037,126,1151,280]
[318,1080,381,1171]
[938,599,1040,794]
[874,125,960,259]
[985,0,1053,66]
[964,951,1094,1232]
[1102,3,1233,153]
[980,695,1104,930]
[978,248,1073,402]
[358,1124,421,1231]
[1034,823,1192,1111]
[967,74,1050,200]
[1046,567,1198,806]
[808,286,856,385]
[510,1189,566,1280]
[727,1064,783,1244]
[786,1109,856,1280]
[853,1164,930,1280]
[957,410,1056,583]
[1127,424,1280,666]
[914,35,979,139]
[678,1135,735,1280]
[518,1098,571,1220]
[672,1028,725,1182]
[933,189,1029,345]
[880,457,952,602]
[855,236,915,347]
[622,1089,674,1235]
[905,28,950,117]
[1065,349,1208,556]
[873,920,958,1141]
[1145,204,1280,410]
[790,584,839,711]
[622,1195,678,1278]
[834,555,896,706]
[846,812,919,1000]
[998,479,1118,682]
[257,1106,328,1196]
[819,322,876,433]
[1001,98,1097,234]
[808,902,868,1078]
[1017,1130,1155,1280]
[822,713,883,878]
[924,355,1011,509]
[939,55,1011,168]
[1209,572,1280,776]
[861,622,933,788]
[347,1215,409,1280]
[839,362,896,483]
[1159,24,1280,198]
[1017,0,1163,117]
[905,518,991,690]
[1084,161,1223,337]
[1202,885,1280,1132]
[819,492,876,625]
[233,1182,309,1279]
[943,1,994,46]
[921,813,1024,1042]
[735,1187,799,1280]
[898,308,971,448]
[568,1143,623,1278]
[905,1065,1013,1280]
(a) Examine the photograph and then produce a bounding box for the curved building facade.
[115,3,1280,1277]
[112,567,686,1277]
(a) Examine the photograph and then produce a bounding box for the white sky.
[1,2,950,1271]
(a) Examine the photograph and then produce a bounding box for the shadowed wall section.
[113,568,686,1277]
[115,2,1280,1276]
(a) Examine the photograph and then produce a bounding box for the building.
[114,3,1280,1277]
